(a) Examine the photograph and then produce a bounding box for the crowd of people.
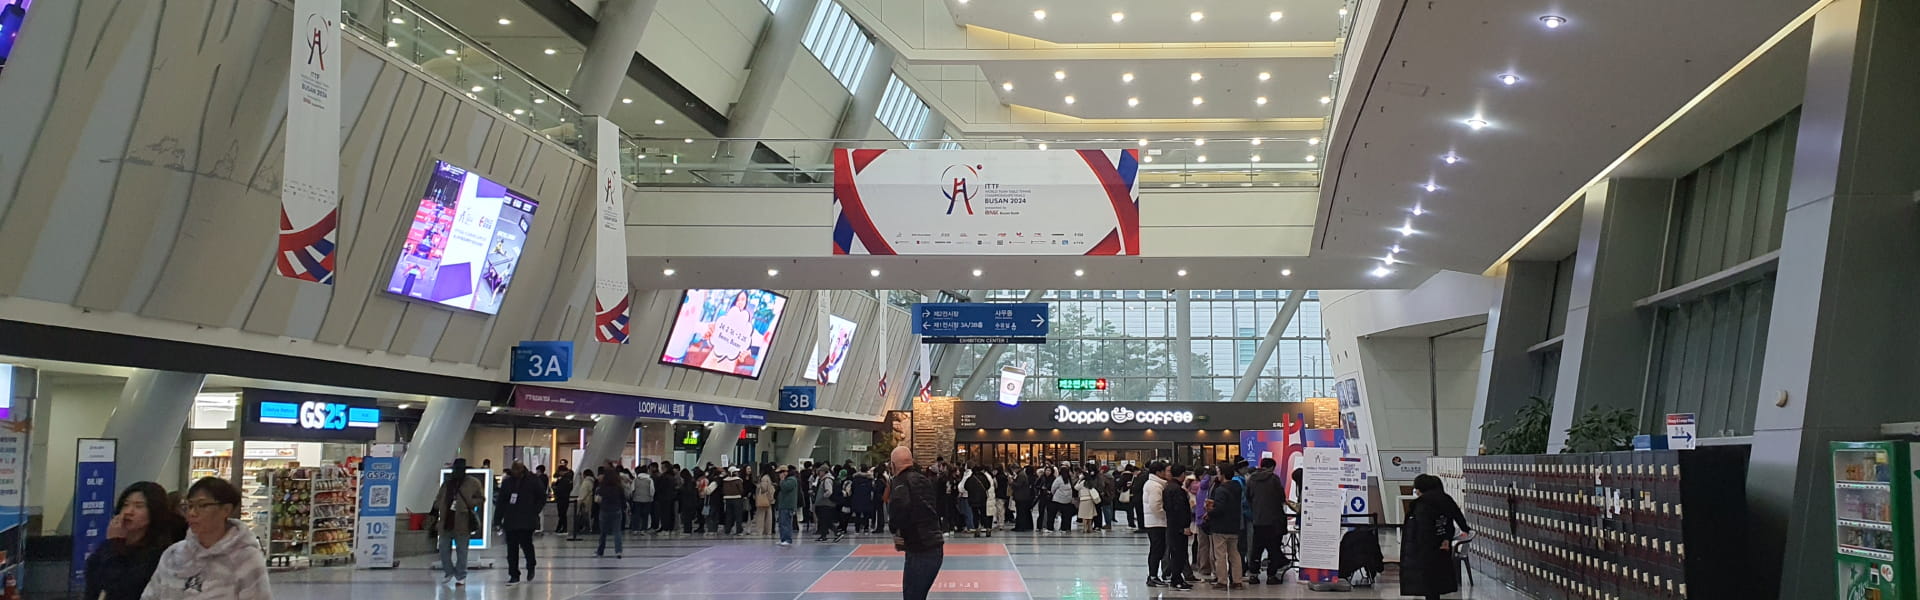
[80,477,273,600]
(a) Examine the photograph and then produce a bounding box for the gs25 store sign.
[241,389,381,441]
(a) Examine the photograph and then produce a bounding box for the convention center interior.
[0,0,1916,599]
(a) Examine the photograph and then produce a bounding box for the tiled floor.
[268,527,1537,599]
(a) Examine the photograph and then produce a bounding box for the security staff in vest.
[889,447,944,600]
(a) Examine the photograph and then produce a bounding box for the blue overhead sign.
[779,386,817,412]
[511,341,574,382]
[913,303,1050,343]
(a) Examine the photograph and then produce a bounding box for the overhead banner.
[276,0,342,284]
[831,149,1141,255]
[591,117,631,343]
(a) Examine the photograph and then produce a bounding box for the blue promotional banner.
[356,456,400,569]
[778,386,817,412]
[510,385,767,426]
[511,341,574,382]
[71,439,117,589]
[912,303,1049,343]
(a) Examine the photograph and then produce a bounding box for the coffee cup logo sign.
[1052,405,1194,426]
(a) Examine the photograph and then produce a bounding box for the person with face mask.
[85,482,187,600]
[1401,474,1470,600]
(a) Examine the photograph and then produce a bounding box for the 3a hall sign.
[952,401,1317,431]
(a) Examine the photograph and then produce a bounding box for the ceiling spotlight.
[443,48,457,55]
[1176,269,1189,277]
[1063,95,1076,104]
[386,39,398,47]
[1033,9,1046,20]
[1002,81,1014,91]
[1412,205,1426,216]
[1305,154,1317,162]
[1074,269,1085,277]
[1250,154,1262,162]
[533,98,546,104]
[1121,72,1134,83]
[1054,70,1067,80]
[1391,244,1403,254]
[543,48,557,55]
[470,85,484,92]
[1319,96,1332,104]
[1372,266,1393,278]
[1138,138,1149,147]
[1194,138,1206,146]
[1398,222,1416,236]
[1256,96,1268,105]
[620,98,633,105]
[1111,12,1125,23]
[663,168,674,174]
[972,268,984,277]
[1500,73,1520,86]
[1269,11,1284,21]
[956,0,967,3]
[391,17,405,24]
[1127,97,1139,107]
[398,404,411,410]
[1192,96,1205,106]
[1423,182,1438,192]
[1259,72,1272,81]
[1443,153,1460,164]
[1465,118,1490,130]
[1309,137,1322,145]
[1143,156,1153,163]
[545,410,555,416]
[511,108,525,115]
[497,18,512,25]
[767,268,780,277]
[684,138,694,143]
[1190,72,1204,82]
[654,118,666,125]
[1281,268,1293,277]
[1251,138,1263,146]
[1539,15,1566,28]
[663,267,676,276]
[1383,255,1397,266]
[1196,155,1207,163]
[870,268,881,277]
[1037,143,1049,150]
[1190,11,1205,22]
[1340,8,1351,17]
[488,407,500,414]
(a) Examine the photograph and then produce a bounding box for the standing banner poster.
[1297,447,1343,581]
[70,439,117,589]
[356,456,400,568]
[831,149,1142,255]
[591,117,631,343]
[276,0,342,284]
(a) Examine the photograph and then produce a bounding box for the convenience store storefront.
[951,401,1331,467]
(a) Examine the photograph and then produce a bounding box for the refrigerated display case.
[1832,441,1917,600]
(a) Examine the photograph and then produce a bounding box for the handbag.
[1120,490,1132,503]
[1088,488,1102,505]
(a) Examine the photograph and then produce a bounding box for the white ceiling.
[986,58,1337,120]
[948,0,1344,44]
[629,255,1437,291]
[1316,0,1819,274]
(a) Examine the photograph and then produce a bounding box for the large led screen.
[385,161,539,315]
[802,315,858,383]
[660,289,789,379]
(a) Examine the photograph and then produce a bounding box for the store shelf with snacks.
[247,466,359,570]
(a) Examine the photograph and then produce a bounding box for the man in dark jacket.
[963,468,989,535]
[1128,465,1150,532]
[654,466,680,535]
[500,462,548,586]
[551,463,575,534]
[1206,464,1247,590]
[1243,457,1290,584]
[889,447,944,600]
[1011,467,1035,532]
[1162,465,1195,591]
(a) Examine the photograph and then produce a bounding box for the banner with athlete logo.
[591,117,630,343]
[831,149,1141,255]
[276,0,342,284]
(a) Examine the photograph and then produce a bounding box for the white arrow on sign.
[1032,315,1046,327]
[922,310,930,318]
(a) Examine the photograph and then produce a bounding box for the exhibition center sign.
[830,149,1142,256]
[953,401,1320,431]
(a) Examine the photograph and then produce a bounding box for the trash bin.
[409,512,428,530]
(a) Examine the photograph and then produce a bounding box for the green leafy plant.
[1562,406,1639,453]
[1479,396,1552,455]
[864,434,899,467]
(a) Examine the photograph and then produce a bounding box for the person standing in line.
[873,469,892,533]
[1093,466,1116,532]
[776,466,800,546]
[680,470,702,534]
[1115,466,1135,529]
[576,468,598,538]
[552,462,575,535]
[1074,470,1098,534]
[84,481,187,600]
[1011,466,1035,532]
[630,465,655,534]
[1141,461,1171,588]
[1128,464,1150,533]
[613,464,634,531]
[812,466,842,542]
[1401,474,1467,600]
[1244,457,1289,584]
[594,466,627,558]
[654,465,680,536]
[850,468,876,533]
[1162,464,1196,591]
[721,467,749,535]
[756,470,777,536]
[1050,468,1076,533]
[431,459,485,586]
[1207,462,1247,590]
[142,478,271,599]
[500,462,547,586]
[798,461,815,531]
[962,466,989,536]
[889,447,944,600]
[1193,466,1215,581]
[706,468,726,534]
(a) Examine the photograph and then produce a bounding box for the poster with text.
[70,439,116,589]
[276,0,342,284]
[832,149,1141,255]
[591,117,630,343]
[1298,447,1344,578]
[356,456,399,568]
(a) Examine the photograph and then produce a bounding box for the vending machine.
[1832,441,1918,600]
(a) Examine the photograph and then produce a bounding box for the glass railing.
[340,0,590,156]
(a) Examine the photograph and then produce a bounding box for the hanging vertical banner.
[355,456,400,569]
[276,0,342,284]
[70,439,117,589]
[874,314,890,401]
[591,117,631,343]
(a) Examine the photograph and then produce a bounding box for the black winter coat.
[1206,478,1244,533]
[500,473,549,530]
[1163,481,1193,531]
[890,466,946,551]
[1400,491,1465,597]
[964,472,990,508]
[1244,469,1289,526]
[84,527,183,600]
[1012,472,1034,502]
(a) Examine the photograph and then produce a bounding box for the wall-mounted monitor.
[384,160,539,315]
[802,315,859,384]
[659,289,789,379]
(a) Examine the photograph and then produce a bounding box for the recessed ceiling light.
[1372,266,1393,278]
[1305,154,1317,162]
[1127,97,1139,107]
[1398,222,1415,236]
[635,154,645,160]
[470,86,484,92]
[497,18,511,25]
[1412,205,1426,216]
[1256,96,1268,105]
[1308,137,1322,145]
[512,108,525,115]
[386,39,399,47]
[1391,244,1402,254]
[1443,153,1460,164]
[1054,70,1067,80]
[956,0,967,3]
[1258,72,1271,81]
[1250,154,1262,162]
[1539,15,1566,28]
[1319,96,1332,104]
[398,404,411,410]
[533,98,545,104]
[1192,96,1205,105]
[391,17,405,24]
[972,268,984,277]
[663,168,674,174]
[1465,118,1490,130]
[1121,72,1134,83]
[1423,183,1438,192]
[1190,72,1204,82]
[1037,143,1049,150]
[545,410,555,416]
[1137,138,1149,146]
[488,407,500,414]
[543,48,556,55]
[1074,269,1085,277]
[1033,9,1046,20]
[1499,73,1520,86]
[1190,11,1204,22]
[870,268,881,277]
[767,268,780,277]
[621,98,633,104]
[1143,156,1153,163]
[1194,138,1206,146]
[1196,155,1207,163]
[1270,11,1284,21]
[1111,12,1125,23]
[663,267,676,276]
[1063,95,1076,104]
[1280,268,1293,277]
[443,48,457,55]
[1383,255,1398,266]
[684,138,694,143]
[1176,269,1189,277]
[1339,8,1351,17]
[1250,138,1263,146]
[1002,81,1014,91]
[654,119,666,125]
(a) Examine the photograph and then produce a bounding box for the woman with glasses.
[141,477,272,599]
[84,482,186,600]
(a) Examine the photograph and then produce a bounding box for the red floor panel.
[806,570,1028,593]
[849,543,1010,557]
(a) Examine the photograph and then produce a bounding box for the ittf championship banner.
[831,149,1141,255]
[276,0,342,284]
[591,117,631,343]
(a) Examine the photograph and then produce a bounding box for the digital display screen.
[802,315,858,383]
[659,289,789,379]
[0,2,30,69]
[384,160,538,315]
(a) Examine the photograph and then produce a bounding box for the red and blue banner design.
[277,0,341,284]
[832,148,1141,255]
[594,296,630,343]
[591,117,630,343]
[276,209,337,283]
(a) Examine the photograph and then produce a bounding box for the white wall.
[1357,337,1482,458]
[28,380,122,534]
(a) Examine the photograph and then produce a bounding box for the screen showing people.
[659,289,789,379]
[802,315,859,383]
[385,161,539,315]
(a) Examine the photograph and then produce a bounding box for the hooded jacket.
[141,519,272,600]
[1245,468,1289,527]
[1142,474,1169,528]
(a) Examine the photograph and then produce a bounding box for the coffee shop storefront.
[951,401,1332,468]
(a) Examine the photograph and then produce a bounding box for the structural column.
[695,423,744,467]
[1467,261,1558,451]
[956,289,1046,402]
[579,416,638,473]
[1751,1,1920,597]
[1175,291,1194,401]
[100,370,203,488]
[780,425,821,466]
[1229,290,1306,403]
[566,0,659,116]
[398,397,478,514]
[719,0,823,181]
[832,44,898,145]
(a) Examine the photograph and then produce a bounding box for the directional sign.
[511,341,573,382]
[1665,413,1697,450]
[779,386,818,412]
[912,302,1049,343]
[1058,378,1108,391]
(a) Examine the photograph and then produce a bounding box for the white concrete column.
[780,425,821,466]
[695,423,744,467]
[1229,291,1306,403]
[566,0,659,116]
[101,370,204,486]
[398,397,477,514]
[833,44,898,145]
[1175,291,1194,401]
[579,416,637,473]
[720,0,823,180]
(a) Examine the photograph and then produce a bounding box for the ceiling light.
[443,48,456,55]
[870,268,881,277]
[1319,96,1332,104]
[1121,72,1134,83]
[1308,137,1322,145]
[1192,96,1204,106]
[470,86,484,92]
[1073,269,1085,277]
[1391,244,1403,254]
[1423,183,1438,192]
[1002,81,1014,92]
[663,267,676,276]
[1176,269,1188,277]
[398,404,411,410]
[1256,96,1268,105]
[1033,9,1046,20]
[497,18,512,25]
[1127,97,1139,107]
[663,168,674,174]
[1063,95,1075,104]
[1305,154,1317,162]
[1383,255,1397,266]
[391,17,405,24]
[1258,72,1271,81]
[1138,139,1149,146]
[1339,8,1351,17]
[1190,72,1204,82]
[1281,268,1293,277]
[543,48,556,55]
[1398,222,1415,236]
[1372,266,1393,278]
[1499,73,1520,86]
[1412,205,1426,216]
[1443,153,1460,164]
[1539,15,1566,28]
[545,410,555,416]
[489,407,500,414]
[1465,118,1490,130]
[1054,70,1066,80]
[654,119,666,125]
[972,268,984,277]
[1037,143,1049,150]
[512,108,524,115]
[684,138,695,143]
[533,98,545,104]
[1143,156,1153,163]
[621,98,633,104]
[1196,155,1207,163]
[385,39,398,47]
[956,0,967,3]
[1269,11,1284,21]
[1251,138,1263,146]
[1111,12,1125,23]
[1193,138,1205,146]
[1190,11,1204,22]
[1250,154,1262,162]
[767,268,780,277]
